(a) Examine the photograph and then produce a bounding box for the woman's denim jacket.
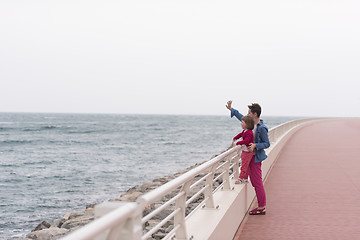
[231,108,270,163]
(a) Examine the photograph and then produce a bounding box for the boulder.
[9,238,32,240]
[26,227,69,240]
[32,221,51,232]
[52,218,66,228]
[61,215,94,230]
[117,191,143,202]
[63,211,84,220]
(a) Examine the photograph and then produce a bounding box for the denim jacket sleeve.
[254,121,270,163]
[230,108,244,122]
[256,125,270,151]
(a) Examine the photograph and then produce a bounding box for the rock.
[163,220,173,230]
[152,209,173,220]
[165,225,173,233]
[126,185,140,194]
[26,227,69,240]
[61,215,94,230]
[152,230,166,240]
[32,221,51,232]
[63,212,72,220]
[65,211,85,220]
[84,207,94,212]
[151,181,163,186]
[86,203,96,209]
[145,220,158,230]
[139,182,156,192]
[143,208,152,217]
[117,191,143,202]
[52,218,66,228]
[9,238,32,240]
[152,177,169,184]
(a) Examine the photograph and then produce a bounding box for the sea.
[0,113,300,239]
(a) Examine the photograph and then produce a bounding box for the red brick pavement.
[233,119,360,240]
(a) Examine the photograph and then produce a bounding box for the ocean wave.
[36,205,62,210]
[15,209,34,213]
[0,163,19,168]
[42,125,57,130]
[0,127,14,131]
[66,130,97,134]
[164,142,184,145]
[1,140,34,145]
[23,160,54,166]
[0,122,14,124]
[23,125,58,131]
[2,178,25,184]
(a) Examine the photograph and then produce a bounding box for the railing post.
[174,181,191,240]
[222,159,231,190]
[233,150,241,181]
[203,165,216,208]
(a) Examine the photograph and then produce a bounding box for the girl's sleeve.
[233,132,243,141]
[236,131,252,146]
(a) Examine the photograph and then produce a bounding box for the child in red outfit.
[232,115,255,184]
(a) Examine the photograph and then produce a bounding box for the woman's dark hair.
[248,103,262,118]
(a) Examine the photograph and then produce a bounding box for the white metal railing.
[137,146,241,240]
[61,118,315,240]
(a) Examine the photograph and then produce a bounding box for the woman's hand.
[248,143,256,152]
[226,100,232,111]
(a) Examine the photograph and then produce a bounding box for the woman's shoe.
[249,207,266,215]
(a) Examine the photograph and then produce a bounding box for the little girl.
[232,115,255,184]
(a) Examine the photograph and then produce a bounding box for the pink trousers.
[249,156,266,207]
[239,151,252,180]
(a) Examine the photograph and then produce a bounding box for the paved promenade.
[234,119,360,240]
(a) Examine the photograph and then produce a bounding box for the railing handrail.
[61,202,139,240]
[61,118,316,240]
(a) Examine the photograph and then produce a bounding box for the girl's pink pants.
[249,155,266,207]
[239,151,252,180]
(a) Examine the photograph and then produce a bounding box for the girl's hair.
[242,115,255,130]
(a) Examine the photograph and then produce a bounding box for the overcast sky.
[1,0,359,117]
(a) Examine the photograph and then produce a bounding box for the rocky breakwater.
[14,150,230,240]
[14,207,96,240]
